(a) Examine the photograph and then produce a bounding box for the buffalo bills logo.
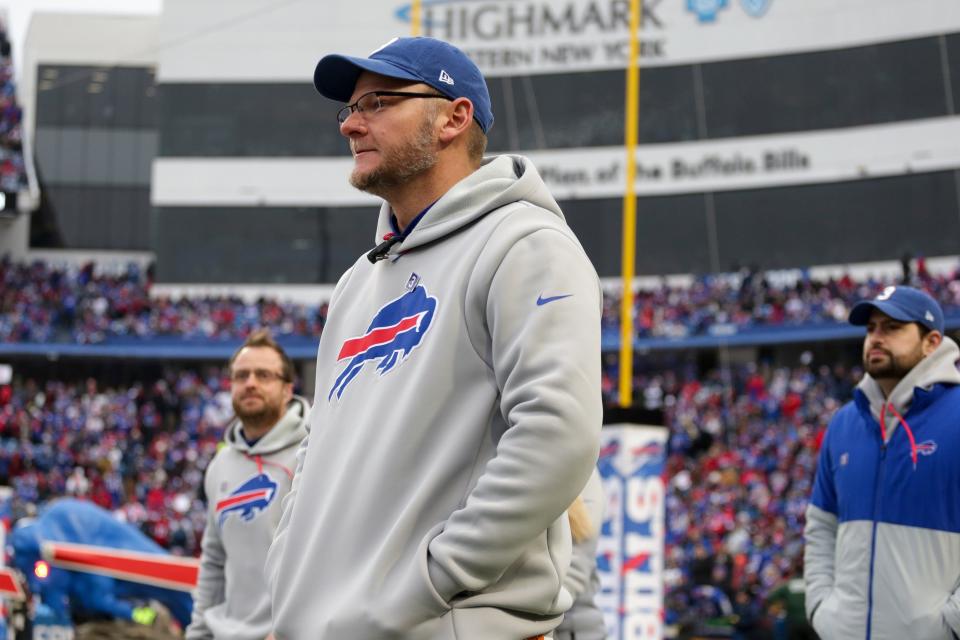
[916,440,937,456]
[599,435,666,477]
[599,439,620,460]
[329,285,438,400]
[216,473,277,527]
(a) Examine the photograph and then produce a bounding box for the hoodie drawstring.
[246,454,294,480]
[879,402,918,469]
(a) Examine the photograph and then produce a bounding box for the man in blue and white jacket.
[804,285,960,640]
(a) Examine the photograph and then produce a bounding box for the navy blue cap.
[849,285,944,332]
[313,36,494,134]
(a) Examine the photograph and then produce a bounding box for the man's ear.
[922,329,942,356]
[437,97,474,144]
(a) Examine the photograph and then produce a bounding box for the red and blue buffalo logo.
[329,285,437,400]
[916,440,938,456]
[216,473,277,528]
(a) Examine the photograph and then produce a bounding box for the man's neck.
[389,156,477,229]
[390,186,444,230]
[876,377,900,398]
[241,420,272,442]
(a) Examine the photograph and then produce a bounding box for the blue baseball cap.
[849,285,944,333]
[313,36,494,134]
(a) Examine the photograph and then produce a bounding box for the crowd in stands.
[0,355,866,634]
[648,360,858,638]
[601,260,960,341]
[0,258,327,343]
[0,23,27,194]
[3,254,959,634]
[3,256,959,346]
[0,368,234,556]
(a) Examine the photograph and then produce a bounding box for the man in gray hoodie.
[266,37,602,639]
[804,285,960,639]
[186,330,309,640]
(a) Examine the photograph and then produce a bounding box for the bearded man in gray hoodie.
[804,285,960,640]
[187,330,309,640]
[266,37,602,639]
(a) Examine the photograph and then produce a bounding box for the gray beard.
[350,118,438,197]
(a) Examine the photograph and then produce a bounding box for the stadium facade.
[21,13,158,253]
[20,0,960,284]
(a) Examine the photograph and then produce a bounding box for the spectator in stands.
[186,330,309,640]
[766,557,816,640]
[266,36,601,640]
[805,286,960,639]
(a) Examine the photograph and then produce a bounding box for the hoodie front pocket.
[372,522,452,633]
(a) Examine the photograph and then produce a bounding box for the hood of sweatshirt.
[373,155,563,259]
[857,335,960,438]
[223,395,310,455]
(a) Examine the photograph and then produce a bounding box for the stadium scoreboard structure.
[19,0,958,282]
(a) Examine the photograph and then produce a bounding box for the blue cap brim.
[849,300,919,326]
[314,54,424,102]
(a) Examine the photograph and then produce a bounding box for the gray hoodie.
[266,155,603,639]
[186,396,310,640]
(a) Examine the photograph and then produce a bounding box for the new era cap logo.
[438,70,454,85]
[926,310,935,322]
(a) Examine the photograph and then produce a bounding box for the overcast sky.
[1,0,161,78]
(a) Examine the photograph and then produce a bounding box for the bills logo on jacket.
[329,285,438,400]
[216,473,278,527]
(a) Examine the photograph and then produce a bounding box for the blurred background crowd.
[0,258,905,636]
[4,256,959,346]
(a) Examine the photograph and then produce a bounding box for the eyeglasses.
[337,90,453,125]
[230,369,288,383]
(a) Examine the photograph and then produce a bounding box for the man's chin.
[236,407,282,427]
[865,362,908,381]
[234,401,270,420]
[350,169,390,195]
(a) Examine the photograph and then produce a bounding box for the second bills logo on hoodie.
[216,473,278,528]
[329,285,438,400]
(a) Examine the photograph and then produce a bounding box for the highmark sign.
[388,0,960,75]
[397,0,671,70]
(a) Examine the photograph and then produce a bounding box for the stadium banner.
[152,116,960,205]
[597,424,667,640]
[160,0,960,81]
[403,0,960,75]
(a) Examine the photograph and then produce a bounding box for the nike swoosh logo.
[536,293,573,306]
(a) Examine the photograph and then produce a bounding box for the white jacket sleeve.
[426,227,603,599]
[803,503,838,623]
[944,586,960,637]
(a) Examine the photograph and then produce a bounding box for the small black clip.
[367,234,404,263]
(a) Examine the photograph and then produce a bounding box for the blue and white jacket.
[805,337,960,640]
